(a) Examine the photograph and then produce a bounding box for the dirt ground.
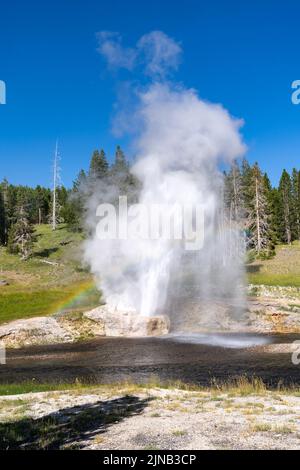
[1,386,300,450]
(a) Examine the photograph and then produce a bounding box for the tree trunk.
[283,192,291,244]
[255,175,261,253]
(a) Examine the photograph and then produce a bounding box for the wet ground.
[1,333,300,387]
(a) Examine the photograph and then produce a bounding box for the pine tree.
[114,145,127,171]
[0,178,12,242]
[240,158,253,208]
[73,169,87,191]
[262,173,276,250]
[111,146,128,180]
[2,181,28,242]
[110,145,139,201]
[34,185,51,224]
[0,185,6,244]
[63,170,87,231]
[278,170,293,244]
[224,160,244,225]
[7,205,34,259]
[291,168,300,240]
[89,149,109,181]
[0,179,11,244]
[57,186,68,211]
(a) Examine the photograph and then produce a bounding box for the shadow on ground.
[35,247,59,258]
[245,264,262,273]
[0,395,151,450]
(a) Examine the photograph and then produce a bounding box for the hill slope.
[0,225,100,324]
[247,242,300,287]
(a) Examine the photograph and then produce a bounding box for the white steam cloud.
[137,31,182,78]
[96,32,137,70]
[96,30,182,78]
[84,31,246,326]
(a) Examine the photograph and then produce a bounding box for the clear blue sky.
[0,0,299,187]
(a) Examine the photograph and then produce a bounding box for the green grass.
[247,273,300,287]
[0,285,100,324]
[0,224,101,324]
[0,290,71,324]
[247,241,300,287]
[0,381,88,396]
[0,224,86,288]
[0,375,298,397]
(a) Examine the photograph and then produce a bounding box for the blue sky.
[0,0,299,187]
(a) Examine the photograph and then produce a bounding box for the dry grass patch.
[273,424,296,434]
[172,430,187,437]
[251,422,272,432]
[243,409,263,416]
[165,402,189,413]
[245,401,265,408]
[93,435,105,444]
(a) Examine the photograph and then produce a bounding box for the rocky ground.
[0,384,300,450]
[247,285,300,334]
[169,285,300,335]
[0,306,169,348]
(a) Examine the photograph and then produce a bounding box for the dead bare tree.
[49,140,61,231]
[247,164,270,254]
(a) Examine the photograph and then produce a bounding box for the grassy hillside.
[0,225,100,324]
[247,241,300,287]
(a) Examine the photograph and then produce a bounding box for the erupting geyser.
[83,31,246,333]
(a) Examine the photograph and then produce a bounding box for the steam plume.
[96,30,181,78]
[83,32,246,325]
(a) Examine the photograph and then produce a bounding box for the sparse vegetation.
[0,376,298,397]
[0,394,150,449]
[273,424,295,434]
[0,379,299,450]
[251,422,296,434]
[251,422,272,432]
[172,429,187,436]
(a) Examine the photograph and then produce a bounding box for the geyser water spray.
[83,32,246,327]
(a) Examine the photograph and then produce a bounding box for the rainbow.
[50,280,100,316]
